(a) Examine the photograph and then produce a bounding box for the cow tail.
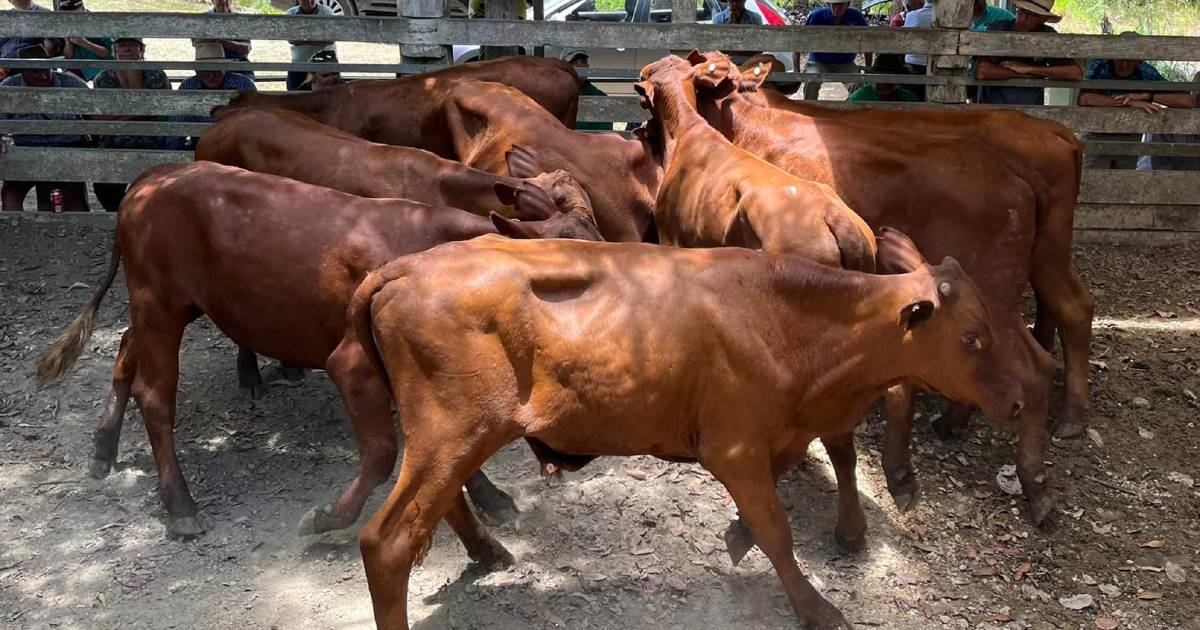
[347,268,395,399]
[36,229,121,385]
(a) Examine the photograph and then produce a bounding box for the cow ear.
[490,212,540,239]
[686,49,707,66]
[493,181,518,206]
[505,144,543,179]
[693,58,732,90]
[875,226,928,274]
[899,299,937,331]
[738,54,776,89]
[504,181,557,221]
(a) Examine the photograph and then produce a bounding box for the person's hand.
[1116,93,1151,104]
[999,61,1034,75]
[1127,99,1166,114]
[68,36,87,45]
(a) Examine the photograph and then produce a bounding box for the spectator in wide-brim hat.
[165,43,256,151]
[298,48,344,92]
[973,0,1082,105]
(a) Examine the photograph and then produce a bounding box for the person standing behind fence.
[1,0,52,81]
[1137,71,1200,172]
[1078,39,1196,170]
[194,0,253,78]
[802,0,870,101]
[973,0,1080,105]
[298,48,345,91]
[90,37,171,211]
[42,0,112,83]
[166,43,256,151]
[900,0,934,100]
[889,0,923,28]
[849,54,919,102]
[0,44,90,212]
[286,0,335,92]
[970,0,1012,31]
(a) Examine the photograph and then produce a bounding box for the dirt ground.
[0,213,1197,630]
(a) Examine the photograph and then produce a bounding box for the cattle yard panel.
[1,11,1199,234]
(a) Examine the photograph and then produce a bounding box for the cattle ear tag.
[938,281,953,297]
[707,63,717,73]
[753,66,762,77]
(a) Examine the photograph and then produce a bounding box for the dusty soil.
[0,213,1197,630]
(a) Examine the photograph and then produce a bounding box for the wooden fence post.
[399,0,450,66]
[929,0,972,103]
[483,0,524,60]
[670,0,696,57]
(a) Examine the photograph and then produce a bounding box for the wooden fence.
[1,8,1198,235]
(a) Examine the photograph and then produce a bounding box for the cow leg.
[1032,290,1056,351]
[705,449,851,630]
[822,432,866,554]
[464,470,521,525]
[1030,259,1095,440]
[359,411,512,630]
[236,346,267,400]
[1015,381,1054,526]
[91,329,136,479]
[299,338,399,535]
[881,385,921,513]
[931,402,973,441]
[129,316,203,539]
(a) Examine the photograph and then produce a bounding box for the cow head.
[736,53,779,92]
[495,147,597,223]
[876,227,1025,425]
[489,208,604,242]
[635,53,735,113]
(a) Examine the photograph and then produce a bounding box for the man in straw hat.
[166,42,256,150]
[973,0,1081,104]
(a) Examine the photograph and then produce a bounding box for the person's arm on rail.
[1000,60,1082,81]
[975,58,1019,80]
[64,36,111,60]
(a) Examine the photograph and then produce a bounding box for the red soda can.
[51,188,64,213]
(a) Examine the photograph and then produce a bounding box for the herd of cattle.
[34,51,1095,630]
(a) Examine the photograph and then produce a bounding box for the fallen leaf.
[1138,591,1163,600]
[1138,427,1154,439]
[630,547,654,556]
[1089,359,1108,371]
[1086,428,1104,448]
[973,566,997,577]
[997,467,1022,496]
[1166,472,1195,488]
[1139,540,1165,549]
[625,468,647,481]
[1100,584,1121,597]
[1154,310,1177,318]
[1095,618,1119,630]
[1082,574,1098,585]
[1165,562,1186,583]
[1132,398,1151,410]
[1014,562,1031,582]
[1091,521,1114,535]
[986,614,1015,622]
[1059,594,1095,610]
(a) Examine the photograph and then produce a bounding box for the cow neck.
[650,77,710,168]
[768,261,932,403]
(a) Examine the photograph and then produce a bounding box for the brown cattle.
[349,230,1026,630]
[211,56,581,157]
[441,79,663,243]
[687,51,1057,524]
[637,55,875,272]
[196,108,591,223]
[741,54,1093,440]
[196,107,596,397]
[35,161,601,540]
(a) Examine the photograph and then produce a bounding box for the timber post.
[929,0,972,103]
[399,0,449,67]
[670,0,696,57]
[483,0,524,59]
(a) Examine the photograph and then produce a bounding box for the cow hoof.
[472,538,515,572]
[89,457,113,479]
[1052,420,1084,440]
[930,413,965,441]
[723,519,755,567]
[886,470,921,514]
[1027,493,1055,528]
[167,515,205,540]
[297,505,351,536]
[833,529,866,554]
[468,489,521,526]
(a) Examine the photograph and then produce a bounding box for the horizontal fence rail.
[4,89,1200,134]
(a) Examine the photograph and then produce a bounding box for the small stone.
[1059,594,1095,610]
[1131,397,1151,409]
[1165,561,1187,583]
[1100,584,1120,597]
[1138,427,1154,440]
[1166,472,1195,488]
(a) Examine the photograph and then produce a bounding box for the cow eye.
[961,333,979,350]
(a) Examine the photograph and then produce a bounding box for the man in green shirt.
[848,54,920,102]
[971,0,1015,32]
[45,0,112,83]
